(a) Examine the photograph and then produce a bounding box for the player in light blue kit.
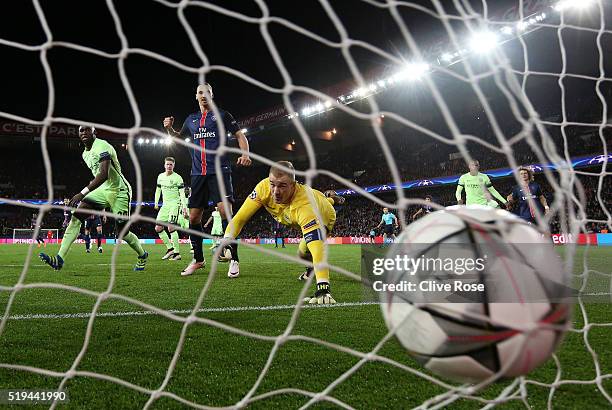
[375,207,398,245]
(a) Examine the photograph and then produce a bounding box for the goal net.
[0,0,610,408]
[12,229,59,244]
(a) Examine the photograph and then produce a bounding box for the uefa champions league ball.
[379,206,571,383]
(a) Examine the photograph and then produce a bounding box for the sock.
[85,233,91,250]
[190,223,204,262]
[58,218,83,260]
[230,243,239,262]
[170,231,180,253]
[308,240,329,284]
[221,219,239,261]
[97,232,102,248]
[124,231,145,257]
[158,229,172,250]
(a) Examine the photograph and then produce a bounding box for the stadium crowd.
[0,122,609,239]
[1,161,608,240]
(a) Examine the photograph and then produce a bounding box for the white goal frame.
[12,228,59,244]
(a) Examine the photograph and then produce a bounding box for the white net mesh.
[0,0,610,408]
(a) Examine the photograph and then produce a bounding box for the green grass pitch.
[0,244,610,409]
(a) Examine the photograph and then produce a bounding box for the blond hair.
[270,161,295,181]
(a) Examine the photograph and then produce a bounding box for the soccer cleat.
[39,253,64,271]
[86,248,91,253]
[304,282,336,305]
[189,248,194,254]
[98,247,103,253]
[227,260,240,278]
[134,251,149,271]
[181,259,205,276]
[170,253,182,261]
[298,267,313,281]
[161,248,175,260]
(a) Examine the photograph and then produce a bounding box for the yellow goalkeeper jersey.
[226,178,336,238]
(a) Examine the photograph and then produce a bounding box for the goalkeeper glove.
[304,282,336,305]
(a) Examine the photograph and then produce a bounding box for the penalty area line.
[7,301,380,321]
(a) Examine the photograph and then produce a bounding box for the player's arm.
[484,175,507,206]
[540,195,550,214]
[69,157,110,207]
[224,111,251,167]
[224,184,265,239]
[536,184,550,214]
[487,185,507,206]
[163,116,182,138]
[154,178,161,210]
[324,190,345,205]
[412,208,423,220]
[178,175,188,214]
[203,216,213,228]
[456,175,464,204]
[233,129,252,166]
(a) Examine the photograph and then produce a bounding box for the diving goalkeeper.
[223,161,344,304]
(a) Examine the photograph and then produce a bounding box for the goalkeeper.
[224,161,344,304]
[40,126,148,271]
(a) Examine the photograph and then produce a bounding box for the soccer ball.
[379,206,571,383]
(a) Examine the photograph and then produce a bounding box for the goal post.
[12,229,59,244]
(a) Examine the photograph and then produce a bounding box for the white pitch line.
[0,259,357,268]
[6,301,380,321]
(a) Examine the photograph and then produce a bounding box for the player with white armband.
[40,126,148,271]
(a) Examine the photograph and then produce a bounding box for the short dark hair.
[78,125,96,134]
[164,157,175,163]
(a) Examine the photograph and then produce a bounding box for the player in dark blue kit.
[84,214,106,253]
[273,219,286,248]
[31,212,45,247]
[163,83,251,277]
[411,195,434,221]
[507,167,550,224]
